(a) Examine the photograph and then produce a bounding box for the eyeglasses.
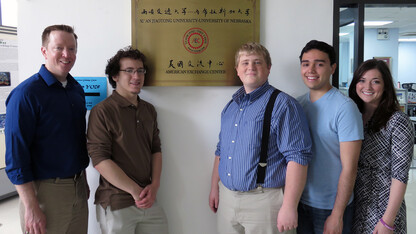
[119,68,146,75]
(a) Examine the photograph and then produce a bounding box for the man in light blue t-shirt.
[296,40,363,234]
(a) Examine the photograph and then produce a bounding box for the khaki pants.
[96,202,168,234]
[19,174,89,233]
[217,181,294,234]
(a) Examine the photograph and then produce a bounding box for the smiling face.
[356,68,385,108]
[41,30,77,82]
[113,58,145,100]
[236,52,271,93]
[300,49,336,93]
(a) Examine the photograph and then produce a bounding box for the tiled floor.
[1,164,416,233]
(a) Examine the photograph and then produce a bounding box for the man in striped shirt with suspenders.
[209,42,312,234]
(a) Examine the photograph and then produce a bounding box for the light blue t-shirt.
[297,87,363,209]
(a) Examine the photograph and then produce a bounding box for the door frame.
[332,0,416,88]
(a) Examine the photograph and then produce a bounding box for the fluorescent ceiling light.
[347,21,393,27]
[339,33,349,36]
[365,21,393,26]
[399,38,416,42]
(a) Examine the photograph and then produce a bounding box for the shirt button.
[234,124,238,127]
[227,173,231,176]
[231,140,235,143]
[137,120,140,124]
[228,156,232,159]
[240,108,243,111]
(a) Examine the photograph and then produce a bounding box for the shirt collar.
[232,81,271,104]
[307,86,336,102]
[38,64,76,87]
[111,90,141,108]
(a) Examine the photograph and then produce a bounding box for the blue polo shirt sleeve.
[5,85,37,184]
[337,100,364,142]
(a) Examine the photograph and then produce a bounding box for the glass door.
[337,6,360,95]
[334,1,416,231]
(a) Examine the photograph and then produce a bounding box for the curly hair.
[105,46,147,88]
[348,59,400,132]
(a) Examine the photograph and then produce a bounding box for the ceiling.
[340,6,416,39]
[365,6,416,37]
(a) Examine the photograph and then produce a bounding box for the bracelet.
[380,218,395,231]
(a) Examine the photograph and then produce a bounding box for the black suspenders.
[256,89,281,185]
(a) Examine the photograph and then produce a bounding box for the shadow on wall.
[155,101,218,234]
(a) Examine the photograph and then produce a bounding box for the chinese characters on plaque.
[132,0,260,86]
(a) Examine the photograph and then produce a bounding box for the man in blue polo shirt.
[209,42,312,234]
[5,25,89,234]
[296,40,363,234]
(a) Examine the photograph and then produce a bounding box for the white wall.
[364,28,399,83]
[340,28,401,86]
[17,0,333,233]
[398,42,416,84]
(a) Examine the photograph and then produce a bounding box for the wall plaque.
[132,0,260,86]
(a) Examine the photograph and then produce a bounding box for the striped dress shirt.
[215,82,312,191]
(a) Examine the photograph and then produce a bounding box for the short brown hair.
[41,25,78,47]
[235,42,271,67]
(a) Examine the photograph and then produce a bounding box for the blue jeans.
[297,202,353,234]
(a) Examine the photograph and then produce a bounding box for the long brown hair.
[348,59,400,132]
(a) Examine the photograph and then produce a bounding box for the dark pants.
[297,202,353,234]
